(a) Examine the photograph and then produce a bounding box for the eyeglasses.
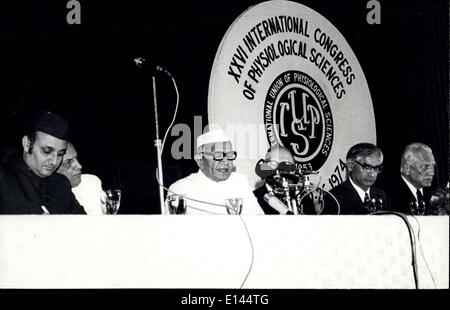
[354,160,383,173]
[410,163,435,174]
[201,151,237,161]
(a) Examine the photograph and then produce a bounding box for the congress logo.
[264,70,333,170]
[208,1,376,189]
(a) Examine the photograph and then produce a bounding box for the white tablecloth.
[0,215,447,288]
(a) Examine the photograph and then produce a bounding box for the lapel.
[343,179,366,213]
[399,177,417,203]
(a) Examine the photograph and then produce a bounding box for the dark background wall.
[0,0,448,214]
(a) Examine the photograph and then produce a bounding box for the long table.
[0,215,448,288]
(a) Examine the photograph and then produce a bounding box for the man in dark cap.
[0,110,86,214]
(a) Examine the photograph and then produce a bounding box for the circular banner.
[208,0,376,189]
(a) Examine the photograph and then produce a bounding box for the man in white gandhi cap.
[165,128,264,215]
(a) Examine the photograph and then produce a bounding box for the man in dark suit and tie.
[328,143,391,214]
[388,143,435,215]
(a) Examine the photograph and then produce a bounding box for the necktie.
[364,192,370,204]
[416,189,425,214]
[364,192,373,212]
[416,189,424,203]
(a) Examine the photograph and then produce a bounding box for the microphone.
[263,193,293,215]
[255,161,276,178]
[255,159,298,179]
[133,57,172,78]
[133,56,146,68]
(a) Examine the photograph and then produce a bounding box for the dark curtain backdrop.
[0,0,448,213]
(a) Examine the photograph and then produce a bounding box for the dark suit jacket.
[328,179,391,215]
[0,157,86,214]
[387,176,432,215]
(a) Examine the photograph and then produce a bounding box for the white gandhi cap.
[197,128,231,149]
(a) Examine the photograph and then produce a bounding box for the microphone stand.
[152,74,165,214]
[281,176,299,215]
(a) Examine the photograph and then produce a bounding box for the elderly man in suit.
[388,143,436,215]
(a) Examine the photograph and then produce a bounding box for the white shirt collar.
[401,175,422,200]
[349,177,370,203]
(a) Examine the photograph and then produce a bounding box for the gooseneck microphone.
[133,56,170,214]
[133,56,179,214]
[133,57,172,78]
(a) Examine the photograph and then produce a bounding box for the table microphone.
[263,193,293,215]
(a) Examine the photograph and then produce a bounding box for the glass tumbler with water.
[225,198,243,215]
[104,189,122,214]
[166,194,187,214]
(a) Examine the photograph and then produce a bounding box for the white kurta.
[72,174,106,215]
[166,170,264,215]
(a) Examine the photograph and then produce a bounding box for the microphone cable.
[160,73,180,154]
[295,174,322,214]
[371,211,419,289]
[237,213,254,289]
[409,215,437,288]
[318,190,341,215]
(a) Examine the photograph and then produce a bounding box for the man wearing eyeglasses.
[329,142,391,214]
[0,110,86,214]
[388,143,436,215]
[57,142,106,214]
[165,128,264,215]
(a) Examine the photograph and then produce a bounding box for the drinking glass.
[225,198,243,215]
[104,189,121,214]
[166,194,186,214]
[409,201,425,215]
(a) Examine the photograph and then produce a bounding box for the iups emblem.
[208,1,376,189]
[264,70,333,171]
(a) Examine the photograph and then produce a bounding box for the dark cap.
[30,110,69,140]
